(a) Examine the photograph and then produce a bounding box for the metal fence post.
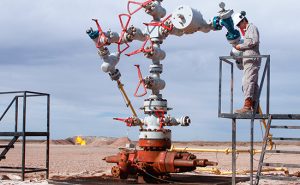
[232,118,236,185]
[46,94,50,179]
[21,91,27,181]
[218,58,223,117]
[15,97,18,132]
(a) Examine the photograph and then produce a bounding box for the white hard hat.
[232,11,246,26]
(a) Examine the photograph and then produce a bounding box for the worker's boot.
[235,98,253,114]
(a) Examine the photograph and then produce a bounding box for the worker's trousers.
[242,59,261,101]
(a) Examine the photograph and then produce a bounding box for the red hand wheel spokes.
[113,117,134,127]
[133,64,147,97]
[125,37,153,57]
[117,14,132,54]
[92,19,108,48]
[127,0,154,15]
[144,14,173,31]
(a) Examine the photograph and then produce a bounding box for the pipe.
[103,155,119,163]
[196,167,289,176]
[169,145,262,155]
[173,159,196,167]
[116,80,143,129]
[173,159,217,167]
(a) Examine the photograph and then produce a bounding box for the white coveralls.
[239,23,261,101]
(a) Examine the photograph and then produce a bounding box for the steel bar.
[0,167,47,174]
[218,58,222,116]
[266,56,270,115]
[0,170,21,173]
[250,119,254,185]
[0,91,49,96]
[232,119,236,185]
[46,94,50,179]
[0,136,19,158]
[270,114,300,119]
[24,91,49,96]
[0,97,16,122]
[25,169,48,173]
[255,116,272,185]
[16,94,48,98]
[272,137,300,141]
[231,61,233,114]
[260,175,300,181]
[0,170,47,173]
[15,97,18,132]
[265,150,300,154]
[270,126,300,129]
[170,146,261,154]
[262,163,300,168]
[220,113,300,120]
[22,92,27,181]
[0,166,45,170]
[0,91,27,95]
[0,132,48,137]
[220,113,269,119]
[222,58,234,65]
[0,145,14,148]
[220,55,270,60]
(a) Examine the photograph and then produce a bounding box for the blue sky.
[0,0,300,141]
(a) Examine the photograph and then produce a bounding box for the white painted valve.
[130,27,146,41]
[146,1,166,20]
[100,52,120,73]
[146,45,166,61]
[106,30,120,44]
[171,5,212,34]
[144,76,166,91]
[164,116,191,126]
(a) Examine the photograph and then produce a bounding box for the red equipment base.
[104,139,217,183]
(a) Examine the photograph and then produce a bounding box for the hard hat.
[232,11,246,26]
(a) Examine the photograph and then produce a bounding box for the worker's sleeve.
[239,26,259,50]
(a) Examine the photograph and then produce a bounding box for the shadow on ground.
[49,174,249,185]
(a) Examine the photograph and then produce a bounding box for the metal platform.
[0,91,50,181]
[219,113,300,120]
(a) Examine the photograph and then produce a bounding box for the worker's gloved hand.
[235,44,241,51]
[230,48,244,70]
[235,60,244,70]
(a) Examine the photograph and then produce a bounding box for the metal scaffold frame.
[218,55,270,185]
[0,91,50,181]
[219,55,300,184]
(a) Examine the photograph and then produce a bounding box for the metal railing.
[0,91,50,181]
[218,55,271,118]
[218,55,270,185]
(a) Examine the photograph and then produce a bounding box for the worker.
[232,11,261,114]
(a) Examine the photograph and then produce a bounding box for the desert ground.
[1,137,300,185]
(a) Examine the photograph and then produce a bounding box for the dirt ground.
[1,138,300,185]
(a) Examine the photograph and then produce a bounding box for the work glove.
[235,60,244,70]
[230,48,244,70]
